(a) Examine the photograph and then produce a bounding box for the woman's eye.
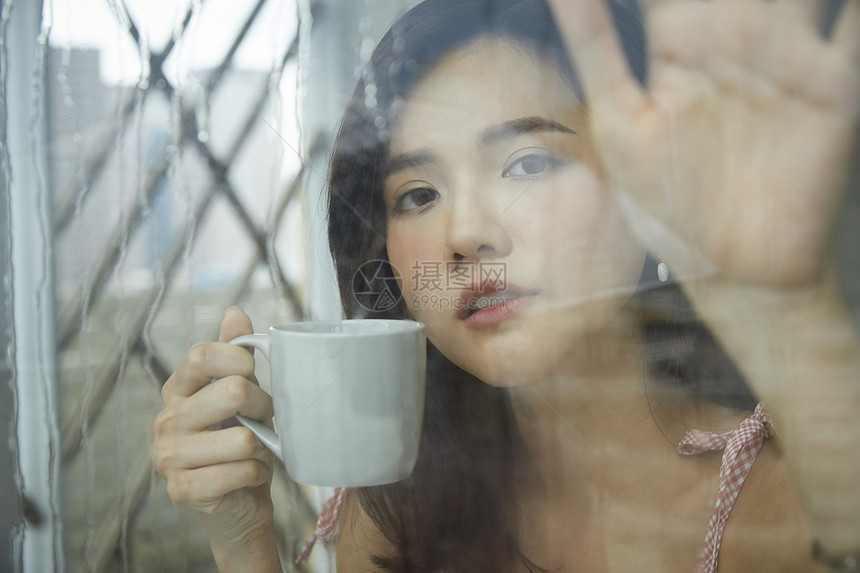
[395,187,439,212]
[503,153,562,178]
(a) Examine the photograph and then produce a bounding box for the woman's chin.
[440,307,637,388]
[449,335,576,388]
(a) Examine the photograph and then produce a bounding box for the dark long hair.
[326,1,755,571]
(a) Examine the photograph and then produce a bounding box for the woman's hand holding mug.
[153,307,427,569]
[152,307,281,572]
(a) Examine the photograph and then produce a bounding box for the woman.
[152,0,860,571]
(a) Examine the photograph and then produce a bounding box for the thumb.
[218,306,254,343]
[218,306,263,406]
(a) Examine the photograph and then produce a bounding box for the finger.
[547,0,643,109]
[155,375,273,434]
[219,306,254,343]
[179,375,274,431]
[833,0,860,64]
[166,460,271,510]
[154,426,273,473]
[165,342,255,399]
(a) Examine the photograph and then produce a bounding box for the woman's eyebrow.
[385,150,435,177]
[480,116,576,146]
[385,117,574,177]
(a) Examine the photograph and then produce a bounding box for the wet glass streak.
[1,1,24,570]
[115,35,141,573]
[32,0,63,570]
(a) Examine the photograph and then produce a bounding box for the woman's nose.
[446,186,513,261]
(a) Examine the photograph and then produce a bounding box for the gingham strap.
[677,403,774,573]
[296,486,347,564]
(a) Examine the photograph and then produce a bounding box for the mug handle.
[229,334,283,462]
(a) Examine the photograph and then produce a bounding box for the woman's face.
[384,38,645,386]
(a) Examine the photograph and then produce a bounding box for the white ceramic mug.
[230,319,426,487]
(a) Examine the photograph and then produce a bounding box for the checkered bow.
[678,403,774,573]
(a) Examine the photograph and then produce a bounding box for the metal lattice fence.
[44,0,323,570]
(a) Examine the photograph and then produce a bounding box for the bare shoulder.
[336,489,399,573]
[717,439,825,572]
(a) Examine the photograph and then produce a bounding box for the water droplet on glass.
[165,144,179,163]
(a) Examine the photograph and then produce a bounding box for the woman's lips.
[456,282,538,328]
[461,294,536,328]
